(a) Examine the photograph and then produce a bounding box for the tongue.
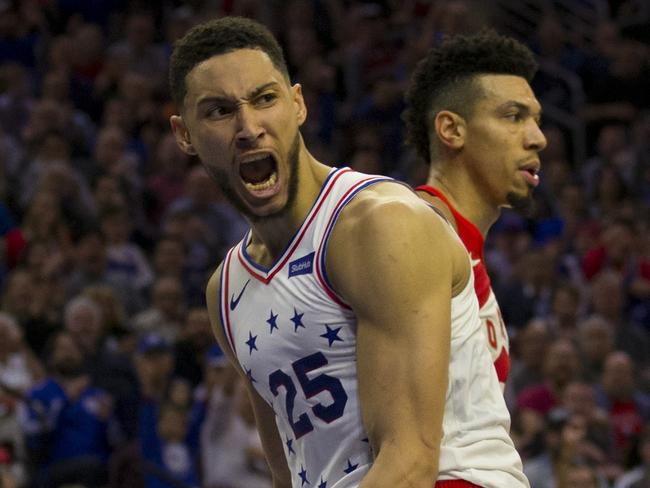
[240,156,274,184]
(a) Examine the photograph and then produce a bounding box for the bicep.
[330,201,455,458]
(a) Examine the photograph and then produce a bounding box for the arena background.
[0,1,649,487]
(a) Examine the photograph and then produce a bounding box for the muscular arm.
[328,184,465,487]
[205,269,292,488]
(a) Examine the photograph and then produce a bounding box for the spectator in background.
[588,270,650,367]
[195,346,270,488]
[92,174,130,215]
[496,249,556,329]
[145,133,191,224]
[1,269,61,358]
[0,312,44,397]
[0,312,44,487]
[141,401,199,488]
[546,282,584,342]
[174,307,213,388]
[100,204,154,293]
[0,63,34,141]
[65,228,145,317]
[161,210,214,307]
[134,333,189,407]
[20,330,115,488]
[90,126,141,192]
[131,277,185,343]
[578,316,616,383]
[132,333,197,487]
[107,12,167,84]
[562,462,602,488]
[614,425,650,488]
[562,381,614,469]
[165,165,248,261]
[152,236,186,285]
[594,351,650,466]
[581,124,637,200]
[506,318,551,410]
[20,189,72,255]
[518,338,581,417]
[82,284,128,342]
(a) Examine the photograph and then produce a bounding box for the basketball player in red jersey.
[403,31,547,389]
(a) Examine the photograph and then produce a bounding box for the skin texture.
[175,47,472,488]
[420,74,547,236]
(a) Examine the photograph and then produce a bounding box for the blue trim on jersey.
[318,177,393,302]
[239,167,345,274]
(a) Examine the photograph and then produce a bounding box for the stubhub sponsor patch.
[288,252,315,278]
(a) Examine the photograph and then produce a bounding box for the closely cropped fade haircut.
[403,30,538,163]
[169,16,289,107]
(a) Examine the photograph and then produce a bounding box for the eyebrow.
[196,82,280,109]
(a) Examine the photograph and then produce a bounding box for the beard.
[506,190,536,217]
[204,133,301,223]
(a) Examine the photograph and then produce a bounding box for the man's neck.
[247,156,330,266]
[425,168,500,237]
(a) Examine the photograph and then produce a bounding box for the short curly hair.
[403,30,538,163]
[169,16,289,108]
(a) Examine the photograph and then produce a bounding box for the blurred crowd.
[0,0,649,487]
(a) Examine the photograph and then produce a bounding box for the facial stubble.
[204,133,301,223]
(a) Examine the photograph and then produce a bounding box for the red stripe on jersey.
[493,346,510,383]
[435,480,483,487]
[415,185,491,306]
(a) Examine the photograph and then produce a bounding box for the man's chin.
[506,191,535,217]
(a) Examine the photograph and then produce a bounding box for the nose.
[235,104,265,147]
[525,120,547,152]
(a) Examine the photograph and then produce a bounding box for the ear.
[170,115,197,155]
[433,110,466,151]
[292,83,307,126]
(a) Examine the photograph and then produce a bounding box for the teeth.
[244,171,278,191]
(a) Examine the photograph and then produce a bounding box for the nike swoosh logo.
[470,256,481,267]
[230,280,251,311]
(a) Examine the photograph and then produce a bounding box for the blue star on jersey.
[318,477,327,488]
[320,325,343,347]
[267,310,279,334]
[291,308,305,332]
[244,366,256,383]
[245,331,258,354]
[344,459,359,474]
[299,465,309,486]
[286,436,295,455]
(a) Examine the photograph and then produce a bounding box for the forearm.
[359,442,438,488]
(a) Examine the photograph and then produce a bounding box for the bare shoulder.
[334,181,458,250]
[327,180,470,299]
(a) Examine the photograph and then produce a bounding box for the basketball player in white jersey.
[169,17,528,488]
[403,31,548,390]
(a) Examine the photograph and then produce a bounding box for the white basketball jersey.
[218,168,528,488]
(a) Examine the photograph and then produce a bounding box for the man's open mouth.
[240,154,278,191]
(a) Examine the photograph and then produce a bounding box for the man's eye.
[257,93,277,105]
[207,106,232,118]
[506,113,522,122]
